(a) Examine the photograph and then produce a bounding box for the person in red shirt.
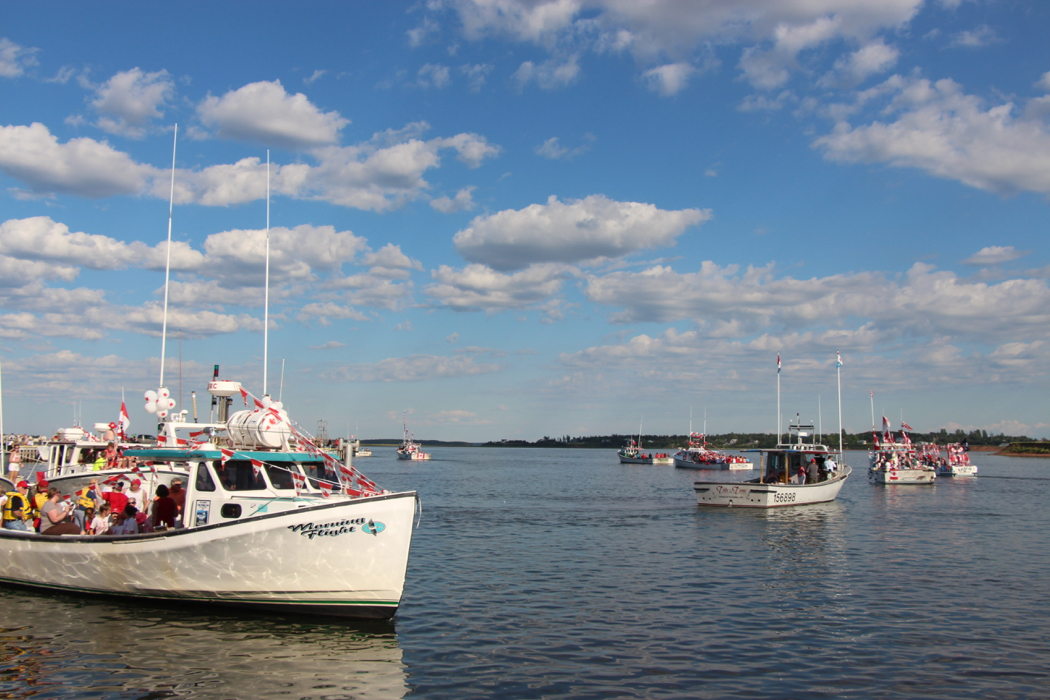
[151,484,177,529]
[102,482,129,516]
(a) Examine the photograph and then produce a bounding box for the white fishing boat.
[617,417,673,465]
[673,432,751,470]
[348,437,372,458]
[867,423,936,484]
[0,137,419,620]
[397,414,430,461]
[617,438,673,465]
[935,443,978,477]
[693,420,850,507]
[0,383,418,619]
[694,354,851,508]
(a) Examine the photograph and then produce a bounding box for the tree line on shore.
[479,428,1040,450]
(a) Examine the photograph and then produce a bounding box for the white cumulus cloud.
[197,80,349,149]
[453,194,711,271]
[815,75,1050,195]
[91,68,175,138]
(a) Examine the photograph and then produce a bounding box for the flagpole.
[870,390,875,431]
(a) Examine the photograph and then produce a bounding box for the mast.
[263,150,270,396]
[776,354,782,444]
[870,390,875,431]
[836,351,844,457]
[159,124,177,388]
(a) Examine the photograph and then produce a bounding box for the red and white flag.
[119,401,131,438]
[250,458,263,477]
[220,448,234,466]
[291,472,306,495]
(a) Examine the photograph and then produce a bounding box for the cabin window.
[220,503,242,519]
[219,460,267,491]
[766,453,782,474]
[195,464,217,492]
[301,460,341,491]
[265,465,295,490]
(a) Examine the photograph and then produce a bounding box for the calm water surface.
[3,448,1048,699]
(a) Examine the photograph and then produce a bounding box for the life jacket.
[2,491,29,522]
[93,456,106,471]
[76,488,94,510]
[31,492,47,519]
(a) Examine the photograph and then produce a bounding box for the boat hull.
[694,467,850,508]
[868,467,936,484]
[397,452,430,461]
[936,464,978,477]
[0,491,418,620]
[674,457,753,470]
[619,455,674,465]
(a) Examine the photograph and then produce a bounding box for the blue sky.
[1,0,1048,441]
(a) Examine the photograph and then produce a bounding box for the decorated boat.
[0,380,418,619]
[0,136,419,619]
[935,443,978,477]
[693,420,850,507]
[868,421,936,484]
[673,432,751,470]
[396,415,430,461]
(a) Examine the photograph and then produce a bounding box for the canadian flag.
[119,401,131,438]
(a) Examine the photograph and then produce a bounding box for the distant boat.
[617,417,672,464]
[347,437,372,458]
[397,415,430,461]
[673,432,752,470]
[617,438,673,465]
[935,442,978,477]
[694,419,850,507]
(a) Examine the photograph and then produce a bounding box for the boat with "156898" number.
[693,420,850,507]
[693,354,851,508]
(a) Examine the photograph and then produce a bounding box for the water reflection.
[0,588,406,700]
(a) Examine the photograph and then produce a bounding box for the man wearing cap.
[2,480,31,531]
[126,478,150,513]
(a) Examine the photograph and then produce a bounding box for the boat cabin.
[755,421,837,484]
[125,447,347,528]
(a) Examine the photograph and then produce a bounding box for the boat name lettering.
[288,517,369,540]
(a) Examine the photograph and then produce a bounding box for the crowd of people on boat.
[870,452,941,471]
[762,455,838,484]
[2,475,186,536]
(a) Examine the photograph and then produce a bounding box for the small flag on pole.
[777,354,781,373]
[836,351,843,368]
[119,401,130,438]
